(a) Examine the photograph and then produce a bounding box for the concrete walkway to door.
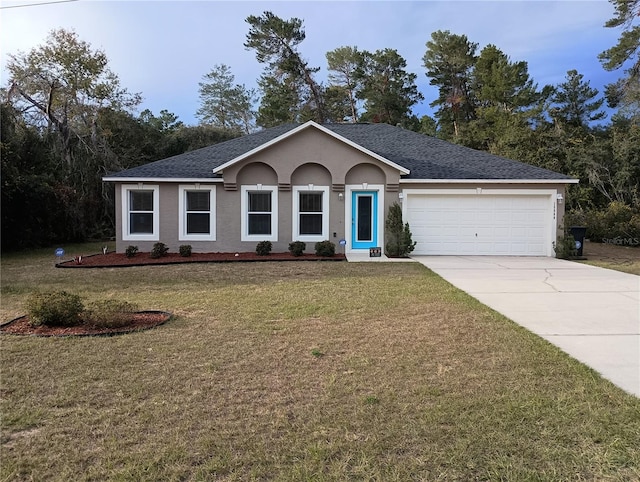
[412,256,640,397]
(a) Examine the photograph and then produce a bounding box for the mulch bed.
[57,251,346,268]
[0,311,172,337]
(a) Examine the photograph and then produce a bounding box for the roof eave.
[102,177,224,183]
[399,178,579,184]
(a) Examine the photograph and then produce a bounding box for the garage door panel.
[440,226,460,236]
[406,194,551,256]
[476,226,494,236]
[509,226,527,237]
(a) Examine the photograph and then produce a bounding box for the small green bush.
[150,242,169,259]
[84,300,139,328]
[256,241,272,256]
[315,240,335,257]
[555,233,577,259]
[288,241,306,256]
[385,202,416,257]
[179,245,192,257]
[567,202,640,243]
[125,245,138,258]
[27,291,84,327]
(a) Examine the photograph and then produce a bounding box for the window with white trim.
[122,184,159,241]
[178,185,216,241]
[241,185,278,241]
[292,185,329,242]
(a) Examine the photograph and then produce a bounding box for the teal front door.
[352,191,378,249]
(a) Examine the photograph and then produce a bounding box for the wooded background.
[2,2,638,250]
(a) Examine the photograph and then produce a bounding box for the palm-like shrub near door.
[385,202,416,257]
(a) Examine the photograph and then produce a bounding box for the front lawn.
[1,244,639,481]
[580,240,640,275]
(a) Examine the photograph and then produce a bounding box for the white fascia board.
[103,177,224,183]
[211,120,411,175]
[399,178,579,184]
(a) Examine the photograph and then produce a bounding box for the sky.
[0,0,623,126]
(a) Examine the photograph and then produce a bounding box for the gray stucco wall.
[112,128,569,254]
[114,128,401,254]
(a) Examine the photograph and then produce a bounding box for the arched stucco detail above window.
[291,163,332,186]
[345,163,387,186]
[236,162,278,186]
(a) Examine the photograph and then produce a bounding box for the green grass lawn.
[2,244,639,481]
[582,259,640,276]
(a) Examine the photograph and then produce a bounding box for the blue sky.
[0,0,622,126]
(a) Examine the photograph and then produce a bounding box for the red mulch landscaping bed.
[0,311,172,337]
[57,251,346,268]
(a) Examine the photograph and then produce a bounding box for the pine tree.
[423,30,478,139]
[385,202,416,257]
[599,0,640,115]
[196,64,255,134]
[326,46,363,122]
[245,11,325,125]
[356,48,424,126]
[550,70,605,129]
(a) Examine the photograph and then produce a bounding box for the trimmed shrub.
[179,245,192,257]
[315,240,335,257]
[150,242,169,259]
[27,291,84,327]
[385,202,416,257]
[288,241,306,257]
[256,241,272,256]
[125,245,138,258]
[555,232,577,259]
[84,300,139,328]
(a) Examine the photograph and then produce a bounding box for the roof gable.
[211,121,410,175]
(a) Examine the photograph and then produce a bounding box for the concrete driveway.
[412,256,640,397]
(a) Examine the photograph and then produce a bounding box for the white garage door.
[406,194,552,256]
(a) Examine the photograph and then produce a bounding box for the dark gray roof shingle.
[105,122,573,181]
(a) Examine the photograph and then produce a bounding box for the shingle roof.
[104,122,574,181]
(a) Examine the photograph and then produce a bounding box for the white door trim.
[345,184,385,253]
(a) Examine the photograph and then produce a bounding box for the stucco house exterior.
[103,121,577,257]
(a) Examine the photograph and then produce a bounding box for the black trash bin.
[570,226,587,257]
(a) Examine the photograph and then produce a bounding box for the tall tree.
[598,0,640,110]
[245,11,325,125]
[323,85,354,123]
[7,28,140,167]
[419,115,438,136]
[196,64,255,134]
[423,30,478,139]
[5,28,141,242]
[466,45,548,151]
[326,46,363,122]
[356,48,424,126]
[550,69,606,129]
[255,73,303,127]
[473,45,542,112]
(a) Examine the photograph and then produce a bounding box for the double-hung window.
[241,185,278,241]
[122,184,159,241]
[292,185,329,242]
[178,185,216,241]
